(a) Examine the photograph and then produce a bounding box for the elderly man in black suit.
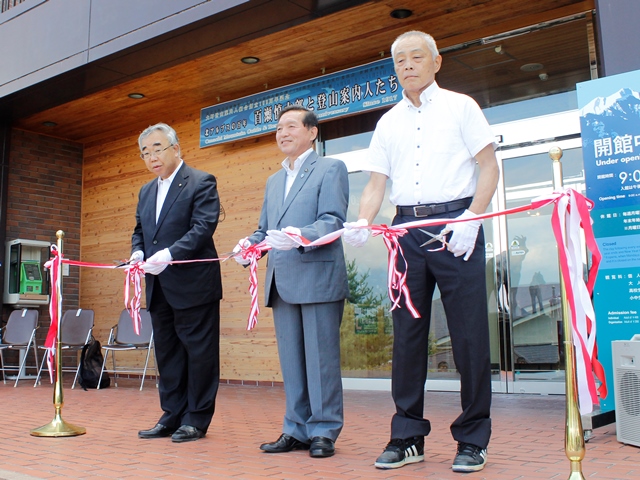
[131,122,222,443]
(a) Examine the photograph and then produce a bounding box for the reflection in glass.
[340,170,395,378]
[325,133,458,380]
[500,147,585,384]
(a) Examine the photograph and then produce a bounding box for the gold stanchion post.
[549,147,585,479]
[31,230,86,437]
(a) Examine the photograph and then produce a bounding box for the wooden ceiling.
[12,0,595,145]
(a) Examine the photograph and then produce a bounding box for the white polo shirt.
[365,81,496,206]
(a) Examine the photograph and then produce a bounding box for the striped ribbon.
[369,225,420,317]
[239,241,269,330]
[550,189,605,414]
[43,245,61,383]
[40,188,606,412]
[124,263,144,334]
[265,189,606,413]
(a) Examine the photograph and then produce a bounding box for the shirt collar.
[158,160,183,186]
[402,81,440,109]
[281,148,313,176]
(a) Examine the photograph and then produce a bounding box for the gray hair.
[138,123,180,151]
[391,31,439,60]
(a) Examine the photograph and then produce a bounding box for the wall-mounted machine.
[3,239,51,307]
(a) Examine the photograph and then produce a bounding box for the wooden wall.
[81,118,285,382]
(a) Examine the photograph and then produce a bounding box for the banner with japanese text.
[199,58,397,147]
[577,70,640,412]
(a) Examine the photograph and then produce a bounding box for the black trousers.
[389,208,492,449]
[149,280,220,433]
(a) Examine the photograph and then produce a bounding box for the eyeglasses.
[140,144,173,160]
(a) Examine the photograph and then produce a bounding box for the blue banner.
[577,70,640,412]
[200,58,397,147]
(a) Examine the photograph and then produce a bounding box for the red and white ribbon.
[43,245,61,383]
[236,241,270,330]
[369,225,420,317]
[124,263,144,335]
[269,189,606,411]
[41,188,607,412]
[550,189,606,414]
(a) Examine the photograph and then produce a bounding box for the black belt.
[396,198,471,218]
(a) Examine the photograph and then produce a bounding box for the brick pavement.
[0,380,638,479]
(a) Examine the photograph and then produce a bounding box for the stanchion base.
[30,416,86,437]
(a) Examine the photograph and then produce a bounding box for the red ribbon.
[124,263,144,335]
[43,245,60,383]
[370,225,420,318]
[237,241,269,330]
[37,188,607,412]
[332,190,606,411]
[550,189,606,411]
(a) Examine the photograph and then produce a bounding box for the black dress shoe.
[260,433,310,453]
[309,436,335,457]
[138,423,176,439]
[171,425,205,443]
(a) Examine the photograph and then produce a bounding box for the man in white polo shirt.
[344,30,499,473]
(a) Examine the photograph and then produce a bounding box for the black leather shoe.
[309,436,335,457]
[171,425,205,443]
[260,433,310,453]
[138,423,176,439]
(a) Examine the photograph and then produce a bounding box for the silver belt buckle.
[413,205,435,217]
[413,206,425,217]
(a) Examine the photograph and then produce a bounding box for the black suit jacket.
[131,162,222,309]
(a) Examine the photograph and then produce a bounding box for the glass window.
[323,129,453,380]
[324,132,394,378]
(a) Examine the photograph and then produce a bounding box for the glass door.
[323,110,586,395]
[491,113,585,394]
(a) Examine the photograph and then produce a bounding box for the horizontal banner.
[199,57,397,147]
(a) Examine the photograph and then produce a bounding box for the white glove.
[343,219,370,248]
[445,210,482,261]
[266,227,301,251]
[129,250,144,263]
[142,248,172,275]
[233,238,251,266]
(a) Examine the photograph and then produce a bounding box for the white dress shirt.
[365,82,496,206]
[281,148,313,202]
[156,160,183,223]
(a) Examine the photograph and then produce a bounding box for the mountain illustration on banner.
[580,87,640,140]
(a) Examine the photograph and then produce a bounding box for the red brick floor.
[0,379,638,479]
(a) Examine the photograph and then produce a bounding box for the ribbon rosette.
[369,225,420,318]
[236,241,269,330]
[43,245,60,383]
[124,262,144,335]
[550,189,606,414]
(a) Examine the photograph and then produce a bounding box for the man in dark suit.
[131,122,222,443]
[235,105,349,457]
